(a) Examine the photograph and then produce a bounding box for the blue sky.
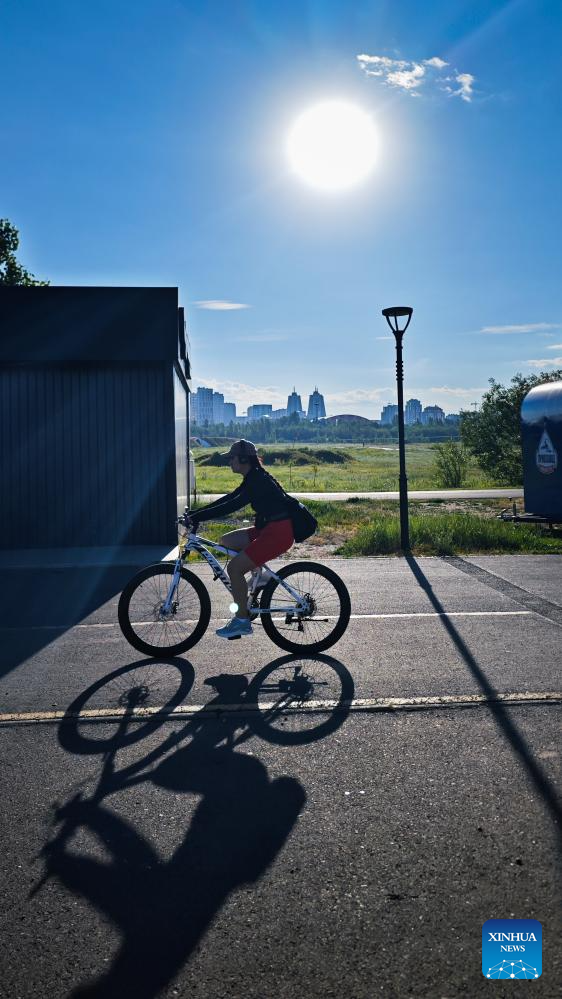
[2,0,561,417]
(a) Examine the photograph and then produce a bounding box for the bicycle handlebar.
[177,508,194,530]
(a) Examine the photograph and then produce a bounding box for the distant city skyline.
[190,384,458,424]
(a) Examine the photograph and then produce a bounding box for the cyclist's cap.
[221,439,258,460]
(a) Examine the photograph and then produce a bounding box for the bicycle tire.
[259,561,351,654]
[118,563,211,656]
[58,658,195,755]
[245,653,354,745]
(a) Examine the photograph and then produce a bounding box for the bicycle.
[118,511,351,657]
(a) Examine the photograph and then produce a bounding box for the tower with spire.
[287,387,303,417]
[307,387,326,420]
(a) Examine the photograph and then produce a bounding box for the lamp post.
[382,306,413,552]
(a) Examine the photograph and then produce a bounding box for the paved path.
[0,555,559,997]
[197,488,524,502]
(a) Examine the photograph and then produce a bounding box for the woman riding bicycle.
[188,439,295,639]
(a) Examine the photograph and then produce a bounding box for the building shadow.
[38,654,353,998]
[0,557,169,681]
[406,555,562,842]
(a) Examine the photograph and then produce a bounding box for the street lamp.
[382,306,413,552]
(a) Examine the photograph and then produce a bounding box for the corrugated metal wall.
[0,363,177,548]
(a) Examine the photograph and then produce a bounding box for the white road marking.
[0,691,560,725]
[0,610,534,631]
[348,611,532,619]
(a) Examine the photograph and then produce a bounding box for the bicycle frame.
[161,531,309,616]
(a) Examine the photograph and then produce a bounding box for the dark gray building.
[0,286,192,549]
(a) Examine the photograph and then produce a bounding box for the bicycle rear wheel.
[259,561,351,654]
[118,563,211,656]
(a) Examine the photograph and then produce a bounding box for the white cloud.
[357,52,476,101]
[454,73,475,102]
[195,377,286,410]
[375,335,394,341]
[194,300,250,310]
[325,388,392,405]
[480,322,561,334]
[427,386,486,409]
[387,63,425,92]
[429,385,486,398]
[526,357,562,369]
[547,343,562,349]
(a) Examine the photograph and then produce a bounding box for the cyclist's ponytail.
[253,458,288,494]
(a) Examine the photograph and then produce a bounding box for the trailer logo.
[536,429,557,475]
[482,919,542,979]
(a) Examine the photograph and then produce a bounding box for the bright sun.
[287,100,378,191]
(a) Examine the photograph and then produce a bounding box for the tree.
[0,218,49,286]
[433,441,469,488]
[460,371,562,484]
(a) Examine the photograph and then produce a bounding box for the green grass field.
[192,443,501,494]
[188,497,562,557]
[188,445,555,555]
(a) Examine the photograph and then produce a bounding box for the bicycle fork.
[161,558,183,616]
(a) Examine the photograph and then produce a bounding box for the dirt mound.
[195,451,228,466]
[196,447,352,467]
[263,448,351,465]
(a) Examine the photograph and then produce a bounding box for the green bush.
[433,441,469,488]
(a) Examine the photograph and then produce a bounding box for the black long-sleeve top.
[193,465,292,529]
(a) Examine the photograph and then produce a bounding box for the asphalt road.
[0,554,560,998]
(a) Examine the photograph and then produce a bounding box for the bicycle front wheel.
[259,561,351,654]
[118,563,211,656]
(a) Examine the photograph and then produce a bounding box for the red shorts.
[245,519,294,567]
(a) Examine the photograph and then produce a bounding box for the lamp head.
[382,306,413,335]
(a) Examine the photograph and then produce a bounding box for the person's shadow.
[45,744,303,999]
[37,657,352,998]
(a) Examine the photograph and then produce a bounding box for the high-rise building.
[421,405,445,424]
[223,402,236,425]
[271,408,287,420]
[380,404,398,425]
[287,388,303,417]
[405,398,422,424]
[191,386,214,425]
[247,404,273,419]
[307,387,326,421]
[212,392,225,425]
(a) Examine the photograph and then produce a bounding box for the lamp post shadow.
[405,554,562,843]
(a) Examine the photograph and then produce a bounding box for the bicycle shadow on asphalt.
[406,555,562,846]
[37,653,354,999]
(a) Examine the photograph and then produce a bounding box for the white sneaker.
[216,617,254,640]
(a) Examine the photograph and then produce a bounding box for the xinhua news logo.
[482,919,542,979]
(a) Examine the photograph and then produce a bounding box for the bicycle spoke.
[261,563,350,653]
[126,571,203,651]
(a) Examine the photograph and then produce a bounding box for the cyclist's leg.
[226,521,293,622]
[227,551,257,619]
[219,528,255,551]
[244,520,294,567]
